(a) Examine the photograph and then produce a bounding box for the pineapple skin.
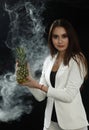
[16,47,29,84]
[16,63,29,84]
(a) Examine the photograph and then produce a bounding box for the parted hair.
[48,19,88,79]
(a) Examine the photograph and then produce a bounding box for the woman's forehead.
[52,26,67,34]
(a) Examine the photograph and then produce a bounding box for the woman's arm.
[17,57,50,101]
[24,78,48,92]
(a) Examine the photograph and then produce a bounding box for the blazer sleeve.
[47,59,86,103]
[27,56,49,102]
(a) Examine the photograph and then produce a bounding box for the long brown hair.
[48,19,88,79]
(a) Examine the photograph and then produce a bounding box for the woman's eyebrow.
[52,32,67,35]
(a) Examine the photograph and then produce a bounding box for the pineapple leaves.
[16,47,27,65]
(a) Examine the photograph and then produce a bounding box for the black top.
[50,71,57,122]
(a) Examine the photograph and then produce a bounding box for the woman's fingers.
[16,60,19,66]
[27,63,31,73]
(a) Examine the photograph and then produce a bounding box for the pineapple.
[16,47,29,84]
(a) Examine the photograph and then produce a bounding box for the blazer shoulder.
[69,56,86,77]
[69,55,83,64]
[44,55,52,64]
[68,57,80,70]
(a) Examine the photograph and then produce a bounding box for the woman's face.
[52,26,69,54]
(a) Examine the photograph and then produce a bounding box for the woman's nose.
[58,38,62,43]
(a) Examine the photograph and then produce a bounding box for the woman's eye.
[52,34,58,39]
[62,34,68,38]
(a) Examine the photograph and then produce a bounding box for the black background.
[0,0,89,129]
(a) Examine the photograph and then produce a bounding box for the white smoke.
[0,0,49,122]
[0,72,33,122]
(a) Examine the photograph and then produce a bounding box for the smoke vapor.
[0,0,49,122]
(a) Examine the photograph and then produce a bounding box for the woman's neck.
[57,52,65,60]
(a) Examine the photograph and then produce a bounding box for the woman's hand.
[15,61,39,88]
[15,61,48,92]
[20,76,42,90]
[20,76,35,87]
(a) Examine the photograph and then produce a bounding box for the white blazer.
[28,54,89,129]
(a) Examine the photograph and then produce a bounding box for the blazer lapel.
[45,53,68,88]
[45,54,58,87]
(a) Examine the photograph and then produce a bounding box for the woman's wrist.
[40,85,44,90]
[27,78,48,93]
[40,84,48,93]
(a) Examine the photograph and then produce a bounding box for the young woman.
[16,19,89,130]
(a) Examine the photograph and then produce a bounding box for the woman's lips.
[57,45,64,47]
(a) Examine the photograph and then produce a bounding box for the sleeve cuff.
[47,86,55,97]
